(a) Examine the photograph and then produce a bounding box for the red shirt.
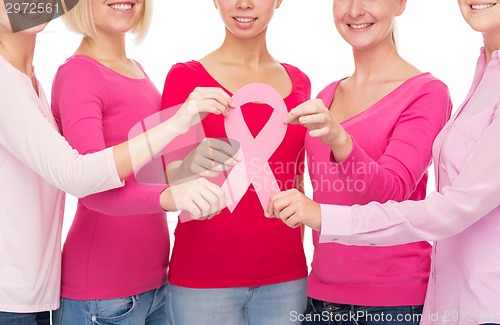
[162,61,310,288]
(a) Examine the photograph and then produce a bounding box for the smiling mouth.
[108,3,135,11]
[470,3,497,10]
[348,23,374,29]
[233,17,257,23]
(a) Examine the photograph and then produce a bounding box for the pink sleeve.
[320,107,500,245]
[331,80,451,204]
[53,59,166,216]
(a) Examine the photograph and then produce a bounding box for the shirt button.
[326,304,340,312]
[91,316,96,321]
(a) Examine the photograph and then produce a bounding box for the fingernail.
[264,212,269,218]
[299,117,307,123]
[230,101,235,107]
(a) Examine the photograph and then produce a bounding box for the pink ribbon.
[222,83,288,212]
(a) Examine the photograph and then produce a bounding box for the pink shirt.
[51,55,169,300]
[307,73,452,306]
[0,55,122,312]
[320,49,500,325]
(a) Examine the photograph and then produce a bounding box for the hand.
[266,189,322,231]
[180,138,241,179]
[172,87,234,133]
[284,99,352,161]
[160,178,226,220]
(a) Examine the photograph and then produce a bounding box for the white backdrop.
[33,0,483,268]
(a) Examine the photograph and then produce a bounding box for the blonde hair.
[62,0,152,43]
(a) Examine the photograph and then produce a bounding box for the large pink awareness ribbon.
[221,83,288,213]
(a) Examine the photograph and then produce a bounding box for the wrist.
[160,187,176,211]
[329,130,353,163]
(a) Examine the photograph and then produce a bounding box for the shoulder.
[407,73,450,97]
[166,61,207,79]
[54,56,105,86]
[281,63,311,86]
[316,80,342,101]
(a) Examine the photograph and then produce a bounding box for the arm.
[0,75,122,198]
[320,106,500,245]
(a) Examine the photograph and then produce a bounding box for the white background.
[33,0,483,268]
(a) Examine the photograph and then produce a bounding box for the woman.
[267,0,451,324]
[0,1,228,324]
[268,1,500,325]
[161,0,310,324]
[48,0,232,324]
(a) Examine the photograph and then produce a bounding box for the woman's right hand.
[160,178,226,220]
[172,87,234,133]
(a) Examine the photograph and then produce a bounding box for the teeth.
[110,3,133,11]
[349,23,373,29]
[235,17,255,23]
[471,3,495,9]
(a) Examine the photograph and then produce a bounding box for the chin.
[18,22,48,34]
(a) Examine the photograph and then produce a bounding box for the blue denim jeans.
[169,277,307,325]
[300,297,423,325]
[52,283,169,325]
[0,311,50,325]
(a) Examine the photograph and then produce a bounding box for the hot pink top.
[320,49,500,325]
[51,55,169,300]
[306,73,452,306]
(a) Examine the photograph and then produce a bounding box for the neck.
[350,38,403,83]
[216,28,273,67]
[0,32,36,76]
[483,33,500,64]
[78,31,127,62]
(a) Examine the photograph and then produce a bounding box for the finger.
[272,196,293,221]
[277,204,296,222]
[200,179,226,212]
[298,113,328,126]
[184,201,202,220]
[192,193,211,219]
[266,190,292,217]
[284,213,304,229]
[206,99,228,116]
[309,126,331,138]
[208,139,241,160]
[286,100,325,122]
[199,189,219,218]
[210,89,234,109]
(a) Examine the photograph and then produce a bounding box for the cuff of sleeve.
[330,137,362,165]
[106,147,125,188]
[319,204,353,244]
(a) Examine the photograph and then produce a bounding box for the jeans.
[169,277,307,325]
[52,283,169,325]
[0,311,50,325]
[301,297,423,325]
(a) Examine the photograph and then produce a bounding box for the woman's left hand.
[266,189,322,231]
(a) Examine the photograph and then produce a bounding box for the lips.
[347,23,374,30]
[469,2,497,10]
[108,2,135,11]
[233,16,257,23]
